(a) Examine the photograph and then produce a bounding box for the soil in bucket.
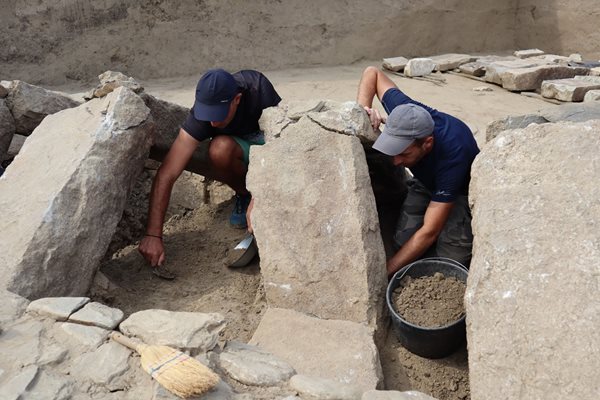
[392,272,466,328]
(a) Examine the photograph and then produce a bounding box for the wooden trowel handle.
[110,332,142,353]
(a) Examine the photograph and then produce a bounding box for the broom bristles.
[139,344,220,398]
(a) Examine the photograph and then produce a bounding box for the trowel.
[228,233,258,268]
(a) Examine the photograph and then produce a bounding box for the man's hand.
[246,197,255,234]
[363,106,385,131]
[138,236,166,267]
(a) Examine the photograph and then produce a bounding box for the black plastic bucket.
[386,257,469,359]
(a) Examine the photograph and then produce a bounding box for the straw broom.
[110,332,220,398]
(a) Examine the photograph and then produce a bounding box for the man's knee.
[208,136,242,168]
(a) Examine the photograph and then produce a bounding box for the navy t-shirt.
[381,88,480,203]
[182,70,281,141]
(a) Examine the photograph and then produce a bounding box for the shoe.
[230,193,251,229]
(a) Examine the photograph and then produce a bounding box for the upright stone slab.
[500,65,590,91]
[250,308,383,391]
[5,81,81,135]
[0,87,153,299]
[246,117,387,327]
[541,75,600,102]
[467,120,600,400]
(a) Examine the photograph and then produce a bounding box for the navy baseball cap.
[193,69,238,122]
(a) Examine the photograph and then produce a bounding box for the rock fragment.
[84,70,143,100]
[382,57,408,72]
[404,58,435,77]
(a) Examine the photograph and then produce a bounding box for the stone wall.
[0,0,517,84]
[516,0,600,59]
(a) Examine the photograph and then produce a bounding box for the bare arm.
[138,128,199,266]
[386,201,454,278]
[357,66,398,130]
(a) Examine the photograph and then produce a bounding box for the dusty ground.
[82,61,551,400]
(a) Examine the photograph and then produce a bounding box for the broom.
[110,332,220,398]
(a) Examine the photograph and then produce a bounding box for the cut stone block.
[429,53,475,71]
[5,81,81,135]
[362,390,438,400]
[0,87,154,299]
[541,75,600,102]
[514,49,544,58]
[119,309,226,353]
[247,117,387,327]
[459,62,487,77]
[484,59,544,85]
[485,114,548,142]
[71,341,131,391]
[382,57,408,72]
[404,58,435,77]
[468,120,600,400]
[290,375,362,400]
[84,70,143,100]
[540,102,600,123]
[26,297,90,321]
[68,301,123,330]
[0,99,15,161]
[501,65,590,91]
[250,308,383,391]
[218,341,295,386]
[584,89,600,102]
[60,322,109,349]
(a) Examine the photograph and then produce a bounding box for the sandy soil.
[86,61,554,400]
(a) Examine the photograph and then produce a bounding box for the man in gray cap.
[357,66,479,278]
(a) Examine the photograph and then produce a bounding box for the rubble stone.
[218,341,295,386]
[404,58,435,77]
[246,117,387,327]
[514,49,545,58]
[119,309,226,353]
[500,64,590,91]
[362,390,438,400]
[485,114,548,142]
[60,322,110,349]
[584,89,600,102]
[26,297,90,321]
[250,308,383,391]
[541,75,600,102]
[429,53,475,71]
[468,120,600,400]
[382,57,408,72]
[5,81,81,135]
[85,71,143,100]
[71,341,131,391]
[307,101,377,144]
[259,105,293,141]
[68,301,124,330]
[0,87,154,299]
[289,375,362,400]
[0,99,15,161]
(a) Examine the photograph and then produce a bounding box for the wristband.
[145,234,163,240]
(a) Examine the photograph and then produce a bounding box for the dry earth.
[58,61,550,400]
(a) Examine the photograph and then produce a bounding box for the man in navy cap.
[139,68,281,268]
[357,66,479,278]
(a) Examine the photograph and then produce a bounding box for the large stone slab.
[541,75,600,102]
[5,81,81,135]
[246,116,387,327]
[382,57,408,72]
[485,114,548,142]
[70,341,131,391]
[0,87,154,299]
[539,102,600,123]
[68,301,124,329]
[289,375,361,400]
[467,120,600,400]
[250,308,383,391]
[514,48,544,59]
[119,309,226,353]
[584,89,600,102]
[0,99,15,161]
[26,297,90,321]
[484,58,543,85]
[429,54,475,72]
[500,64,590,91]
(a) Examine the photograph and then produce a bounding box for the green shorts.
[232,131,265,164]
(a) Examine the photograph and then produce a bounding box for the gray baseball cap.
[373,104,435,156]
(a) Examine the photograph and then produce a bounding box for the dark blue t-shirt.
[381,88,479,203]
[182,70,281,141]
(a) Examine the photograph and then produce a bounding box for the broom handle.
[110,332,142,353]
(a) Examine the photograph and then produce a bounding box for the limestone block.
[3,134,26,162]
[429,53,475,71]
[290,375,362,400]
[485,114,548,142]
[539,102,600,123]
[250,308,383,391]
[382,57,408,72]
[5,81,81,135]
[0,87,154,299]
[307,101,377,144]
[500,65,590,91]
[68,302,123,330]
[218,341,295,386]
[85,70,143,100]
[404,58,435,77]
[246,117,387,326]
[0,365,39,400]
[362,390,438,400]
[287,99,326,120]
[584,89,600,102]
[71,341,131,391]
[119,309,226,353]
[459,62,486,77]
[467,120,600,400]
[484,59,543,85]
[0,99,15,161]
[26,297,90,321]
[541,75,600,102]
[514,48,544,58]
